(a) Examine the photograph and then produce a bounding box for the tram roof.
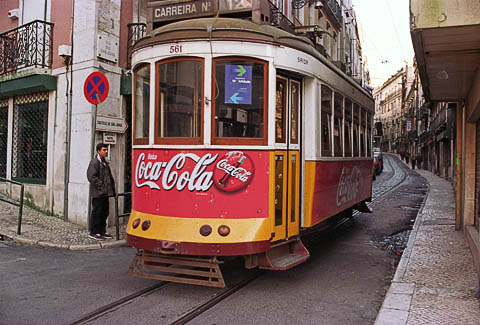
[134,18,373,102]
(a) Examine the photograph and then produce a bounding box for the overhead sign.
[152,0,215,22]
[84,72,109,105]
[225,64,252,105]
[96,115,128,133]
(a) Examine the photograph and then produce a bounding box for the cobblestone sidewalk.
[0,197,126,250]
[376,168,480,324]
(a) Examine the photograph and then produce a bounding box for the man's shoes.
[88,233,105,240]
[102,233,113,239]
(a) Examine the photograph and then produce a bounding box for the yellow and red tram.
[126,18,374,287]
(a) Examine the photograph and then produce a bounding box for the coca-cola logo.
[336,166,362,207]
[213,151,254,192]
[135,152,218,192]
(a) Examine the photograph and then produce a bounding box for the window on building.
[133,64,150,144]
[213,57,267,145]
[12,94,49,184]
[156,58,203,144]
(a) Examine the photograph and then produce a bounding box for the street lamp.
[292,0,323,9]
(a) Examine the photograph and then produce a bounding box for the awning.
[0,74,57,98]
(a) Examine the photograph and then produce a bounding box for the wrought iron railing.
[323,0,343,25]
[126,23,147,69]
[268,1,295,34]
[430,106,447,133]
[0,20,53,76]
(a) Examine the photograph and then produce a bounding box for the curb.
[0,230,127,251]
[374,169,430,325]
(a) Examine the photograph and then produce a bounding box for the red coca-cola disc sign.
[213,151,254,192]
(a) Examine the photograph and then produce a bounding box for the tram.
[126,18,374,287]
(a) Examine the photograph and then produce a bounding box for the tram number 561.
[170,45,183,54]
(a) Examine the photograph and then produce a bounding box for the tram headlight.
[132,218,141,229]
[141,220,151,231]
[200,225,212,237]
[218,225,230,237]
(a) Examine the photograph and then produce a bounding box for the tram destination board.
[152,0,216,22]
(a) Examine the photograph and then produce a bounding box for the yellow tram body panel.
[127,210,272,244]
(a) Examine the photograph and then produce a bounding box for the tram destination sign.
[151,0,216,22]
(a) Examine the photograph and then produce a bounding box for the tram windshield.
[156,58,203,140]
[213,58,266,142]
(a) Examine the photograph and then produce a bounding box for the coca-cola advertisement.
[133,149,268,219]
[309,160,372,225]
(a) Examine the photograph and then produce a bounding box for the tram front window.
[133,64,150,144]
[213,58,266,144]
[156,58,203,142]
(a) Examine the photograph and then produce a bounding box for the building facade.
[410,0,480,276]
[0,0,369,229]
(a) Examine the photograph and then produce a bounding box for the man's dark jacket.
[87,156,116,198]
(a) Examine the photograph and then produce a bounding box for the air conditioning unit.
[8,9,19,19]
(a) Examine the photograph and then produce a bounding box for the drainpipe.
[64,0,75,220]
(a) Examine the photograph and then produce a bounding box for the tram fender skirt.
[353,201,372,213]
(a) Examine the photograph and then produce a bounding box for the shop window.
[133,64,150,144]
[0,102,7,178]
[213,57,267,145]
[12,95,48,184]
[156,58,203,144]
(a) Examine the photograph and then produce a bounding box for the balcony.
[126,23,147,69]
[322,0,343,26]
[429,106,447,133]
[0,20,53,76]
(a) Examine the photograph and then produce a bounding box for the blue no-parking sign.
[225,64,252,105]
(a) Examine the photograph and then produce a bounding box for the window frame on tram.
[154,57,204,145]
[321,85,333,157]
[333,92,343,157]
[133,63,150,145]
[344,98,352,157]
[360,107,366,157]
[352,103,360,157]
[211,56,268,146]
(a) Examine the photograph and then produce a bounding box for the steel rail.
[169,270,267,325]
[66,282,168,325]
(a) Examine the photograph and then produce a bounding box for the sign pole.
[88,99,99,234]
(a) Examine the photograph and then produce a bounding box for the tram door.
[272,75,301,241]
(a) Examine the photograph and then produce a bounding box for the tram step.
[256,237,310,271]
[126,251,226,288]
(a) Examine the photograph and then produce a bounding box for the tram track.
[67,268,265,325]
[362,154,409,211]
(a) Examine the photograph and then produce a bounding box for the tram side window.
[353,103,359,156]
[156,58,203,143]
[360,108,366,157]
[213,58,267,145]
[333,93,343,157]
[321,85,332,156]
[133,64,150,144]
[344,98,352,157]
[367,111,372,156]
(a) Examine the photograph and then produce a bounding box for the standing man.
[87,143,116,239]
